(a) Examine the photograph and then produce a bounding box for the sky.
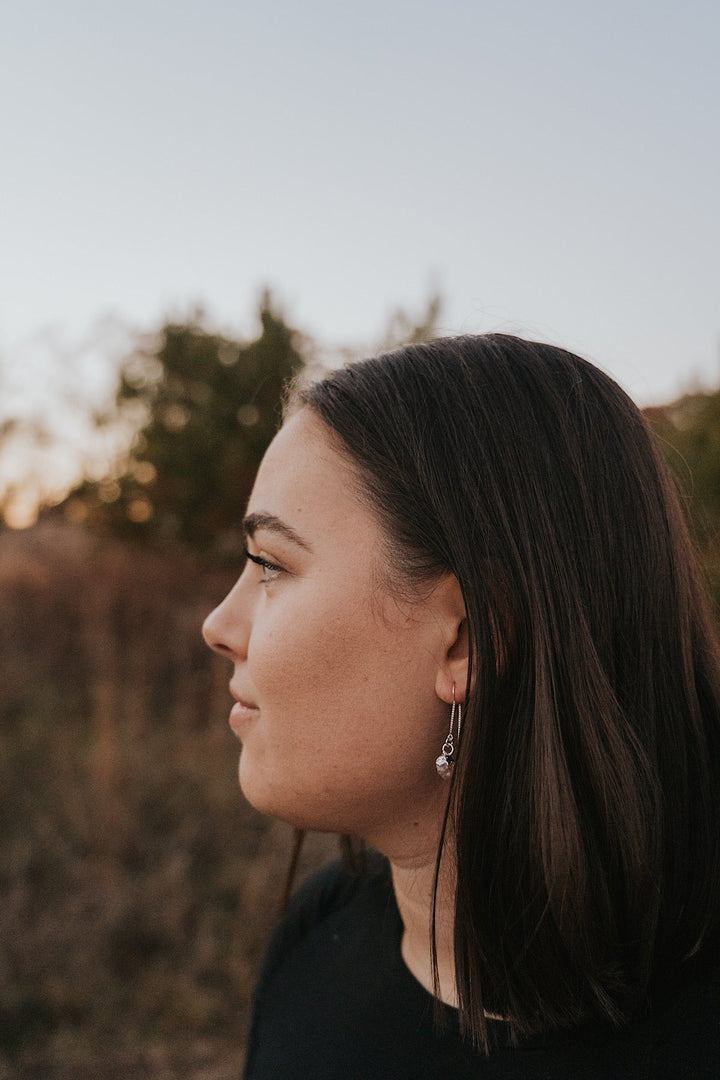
[1,0,719,518]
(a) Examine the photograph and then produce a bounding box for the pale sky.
[1,0,719,464]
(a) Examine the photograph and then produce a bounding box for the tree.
[646,389,720,603]
[377,290,444,352]
[69,294,306,556]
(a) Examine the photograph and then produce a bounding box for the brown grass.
[0,519,334,1079]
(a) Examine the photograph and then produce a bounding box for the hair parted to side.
[292,334,720,1050]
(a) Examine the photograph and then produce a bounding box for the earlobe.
[436,578,470,708]
[435,615,469,704]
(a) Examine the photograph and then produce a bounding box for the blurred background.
[1,1,719,1076]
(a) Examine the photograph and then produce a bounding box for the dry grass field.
[0,519,334,1079]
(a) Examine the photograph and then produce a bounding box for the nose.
[202,576,250,661]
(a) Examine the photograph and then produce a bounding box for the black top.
[244,855,720,1079]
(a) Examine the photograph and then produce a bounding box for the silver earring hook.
[436,684,461,779]
[451,682,462,741]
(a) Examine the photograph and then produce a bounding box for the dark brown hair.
[295,334,720,1049]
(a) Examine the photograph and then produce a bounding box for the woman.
[203,334,720,1078]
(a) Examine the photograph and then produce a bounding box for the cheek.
[238,596,384,824]
[250,599,352,695]
[252,602,438,762]
[238,585,447,832]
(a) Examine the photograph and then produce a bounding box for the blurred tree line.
[56,293,720,604]
[61,289,446,560]
[65,293,305,556]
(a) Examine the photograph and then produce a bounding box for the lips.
[229,682,257,708]
[228,684,259,736]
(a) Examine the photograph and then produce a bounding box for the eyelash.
[243,547,284,582]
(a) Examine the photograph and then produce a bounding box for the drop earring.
[436,685,461,779]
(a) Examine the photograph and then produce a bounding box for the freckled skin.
[203,410,465,857]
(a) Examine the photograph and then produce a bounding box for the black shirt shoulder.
[243,855,720,1080]
[251,854,385,1000]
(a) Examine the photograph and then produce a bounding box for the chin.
[237,761,354,834]
[237,756,274,816]
[238,758,303,825]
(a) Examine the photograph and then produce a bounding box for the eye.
[243,547,284,583]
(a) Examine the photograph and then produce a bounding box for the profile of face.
[202,409,467,855]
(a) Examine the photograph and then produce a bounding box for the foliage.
[68,294,306,556]
[645,389,720,603]
[376,289,444,352]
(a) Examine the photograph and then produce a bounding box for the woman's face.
[202,409,462,853]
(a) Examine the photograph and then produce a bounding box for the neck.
[389,843,458,1007]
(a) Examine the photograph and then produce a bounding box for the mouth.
[228,684,259,736]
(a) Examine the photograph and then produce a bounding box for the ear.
[431,573,469,705]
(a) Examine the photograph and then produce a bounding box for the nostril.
[213,641,235,659]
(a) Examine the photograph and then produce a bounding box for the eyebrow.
[242,511,313,552]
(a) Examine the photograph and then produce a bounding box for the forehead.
[248,410,377,545]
